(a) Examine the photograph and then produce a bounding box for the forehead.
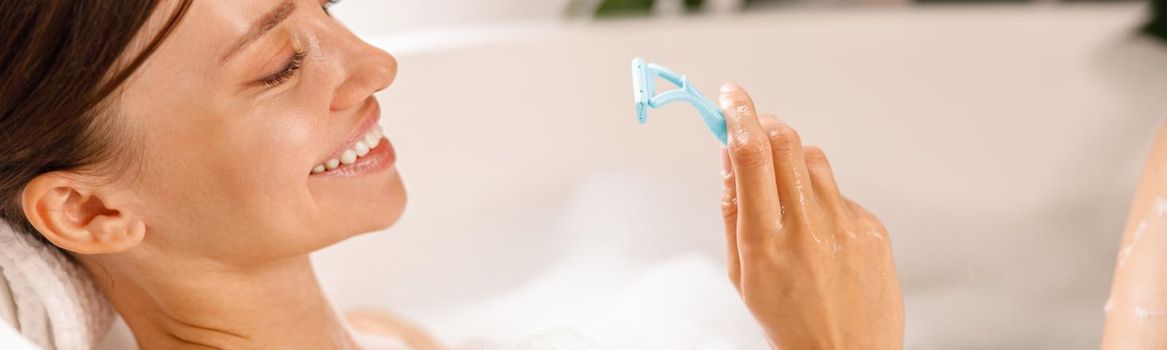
[127,0,286,66]
[118,1,276,98]
[110,1,252,122]
[155,0,269,58]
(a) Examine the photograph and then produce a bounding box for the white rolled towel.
[0,220,113,349]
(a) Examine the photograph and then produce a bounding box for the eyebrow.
[220,0,298,62]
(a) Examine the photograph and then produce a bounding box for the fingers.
[720,148,742,291]
[803,147,851,222]
[719,83,782,245]
[757,115,819,229]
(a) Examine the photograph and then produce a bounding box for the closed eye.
[260,49,305,87]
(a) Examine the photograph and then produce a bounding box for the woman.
[0,1,903,349]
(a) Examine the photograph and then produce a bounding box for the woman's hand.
[716,83,904,349]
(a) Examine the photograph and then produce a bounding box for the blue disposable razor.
[631,57,727,145]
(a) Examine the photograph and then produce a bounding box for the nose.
[328,28,397,111]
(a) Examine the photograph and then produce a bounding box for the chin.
[342,168,407,239]
[302,165,407,254]
[363,170,408,234]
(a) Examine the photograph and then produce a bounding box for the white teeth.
[369,126,383,148]
[339,149,357,165]
[311,124,386,174]
[353,141,370,157]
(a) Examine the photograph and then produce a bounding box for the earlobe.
[20,172,145,255]
[84,214,146,250]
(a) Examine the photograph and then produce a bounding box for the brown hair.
[0,1,193,241]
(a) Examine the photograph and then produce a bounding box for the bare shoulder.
[345,308,445,350]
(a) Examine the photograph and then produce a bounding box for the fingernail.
[720,147,733,177]
[720,82,741,93]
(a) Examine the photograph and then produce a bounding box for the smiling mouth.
[311,124,385,175]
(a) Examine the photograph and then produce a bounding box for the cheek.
[248,112,318,182]
[218,109,322,226]
[131,108,326,254]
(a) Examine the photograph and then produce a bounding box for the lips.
[311,124,384,174]
[313,134,396,178]
[310,99,393,176]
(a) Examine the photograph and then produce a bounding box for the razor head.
[631,57,652,124]
[628,57,729,146]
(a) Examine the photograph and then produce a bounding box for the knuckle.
[720,199,738,218]
[864,231,894,253]
[766,124,802,151]
[832,220,859,239]
[845,199,866,216]
[729,140,770,167]
[869,223,891,242]
[803,146,829,165]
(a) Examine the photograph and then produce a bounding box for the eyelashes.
[322,0,341,16]
[261,49,306,87]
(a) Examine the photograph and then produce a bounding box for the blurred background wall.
[333,0,1164,39]
[330,0,568,35]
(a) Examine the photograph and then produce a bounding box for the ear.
[20,172,145,255]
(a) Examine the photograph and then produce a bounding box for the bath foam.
[630,58,727,145]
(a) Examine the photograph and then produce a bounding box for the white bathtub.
[100,3,1167,349]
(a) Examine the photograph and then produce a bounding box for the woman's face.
[111,0,404,264]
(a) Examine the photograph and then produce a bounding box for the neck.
[80,253,359,350]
